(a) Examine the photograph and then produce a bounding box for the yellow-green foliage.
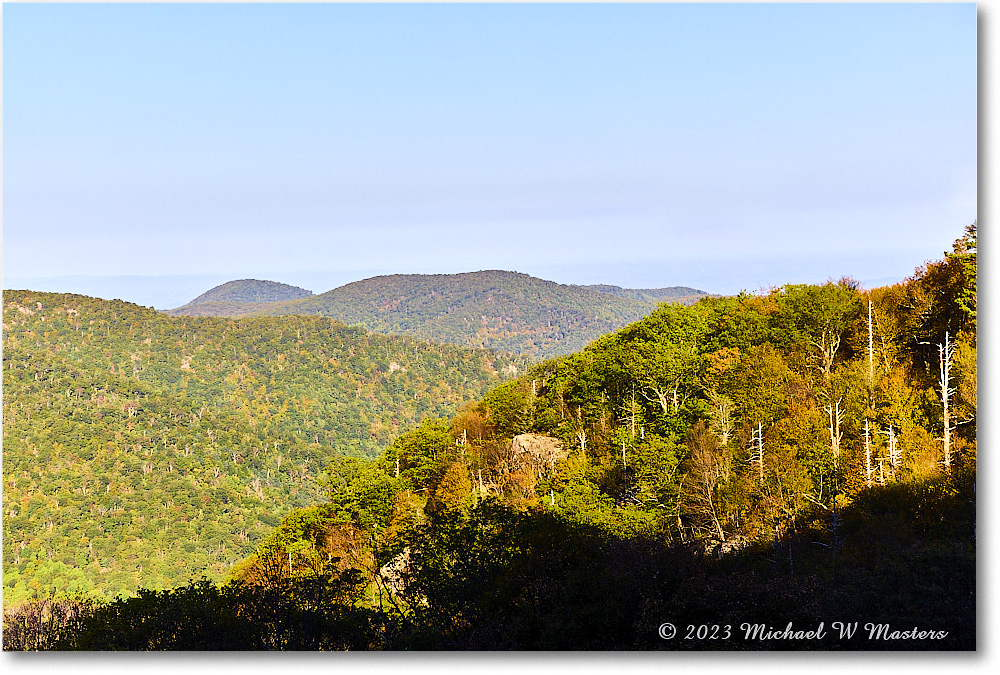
[282,226,978,553]
[2,291,526,603]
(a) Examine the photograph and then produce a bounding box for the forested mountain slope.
[186,279,313,305]
[580,284,705,304]
[3,225,975,650]
[165,279,313,318]
[241,270,708,358]
[172,224,974,650]
[1,292,527,603]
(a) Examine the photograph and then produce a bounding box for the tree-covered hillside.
[3,225,976,650]
[581,284,706,304]
[2,292,527,603]
[132,224,973,650]
[250,270,708,358]
[165,279,313,318]
[185,279,313,305]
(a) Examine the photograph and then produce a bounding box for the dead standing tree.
[864,419,873,488]
[642,379,684,417]
[867,299,876,390]
[812,330,841,382]
[937,331,957,473]
[574,407,587,455]
[822,397,844,465]
[704,386,735,446]
[748,422,764,484]
[620,385,641,440]
[821,394,845,549]
[683,422,727,542]
[879,424,901,479]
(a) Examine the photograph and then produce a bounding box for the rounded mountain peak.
[187,279,313,305]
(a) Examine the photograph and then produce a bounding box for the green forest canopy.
[216,224,976,648]
[2,294,527,603]
[2,224,977,649]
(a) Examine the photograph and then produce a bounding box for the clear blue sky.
[2,2,977,303]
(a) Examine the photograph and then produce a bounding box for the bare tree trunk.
[705,484,725,541]
[868,300,875,389]
[627,386,638,438]
[575,406,587,454]
[938,332,956,472]
[813,332,842,380]
[749,423,764,483]
[887,425,900,476]
[705,387,734,445]
[824,398,843,464]
[643,385,670,416]
[876,425,897,483]
[758,423,764,483]
[864,419,872,488]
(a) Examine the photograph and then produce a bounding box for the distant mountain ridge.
[580,284,707,304]
[166,279,313,318]
[184,279,313,305]
[168,271,709,358]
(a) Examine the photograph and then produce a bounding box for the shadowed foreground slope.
[6,467,974,650]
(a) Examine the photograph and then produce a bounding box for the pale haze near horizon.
[2,3,977,309]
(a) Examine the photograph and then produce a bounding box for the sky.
[2,2,978,308]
